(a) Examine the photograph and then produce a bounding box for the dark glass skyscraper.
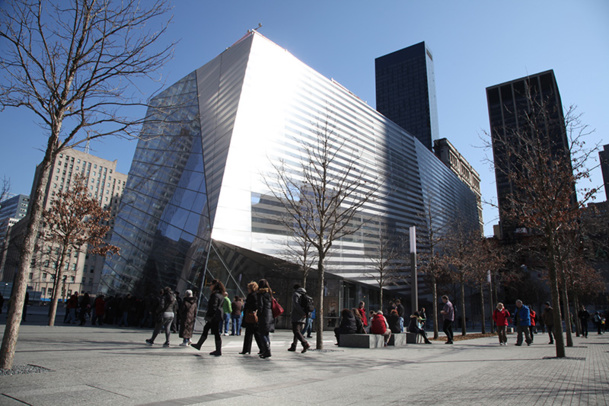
[486,70,572,239]
[375,42,439,151]
[600,144,609,201]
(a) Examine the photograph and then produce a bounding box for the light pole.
[410,226,417,314]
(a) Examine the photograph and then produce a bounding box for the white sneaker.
[179,342,189,346]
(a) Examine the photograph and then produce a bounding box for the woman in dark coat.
[240,281,262,355]
[256,279,274,359]
[192,281,225,356]
[179,289,197,346]
[334,308,357,345]
[387,309,402,334]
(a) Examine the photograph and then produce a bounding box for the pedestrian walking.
[440,295,454,344]
[513,300,532,346]
[578,305,590,338]
[179,289,197,346]
[302,307,314,338]
[79,292,91,326]
[528,306,536,342]
[221,292,232,336]
[492,302,510,345]
[145,287,176,347]
[593,311,603,335]
[288,284,311,353]
[92,294,105,326]
[65,292,79,324]
[542,302,555,344]
[231,296,243,336]
[240,281,262,355]
[192,280,225,355]
[171,291,182,334]
[256,279,274,359]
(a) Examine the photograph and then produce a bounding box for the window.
[70,276,75,283]
[28,272,33,280]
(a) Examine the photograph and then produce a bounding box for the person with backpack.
[288,284,311,353]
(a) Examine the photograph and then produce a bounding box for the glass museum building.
[100,32,479,319]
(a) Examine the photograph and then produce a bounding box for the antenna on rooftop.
[84,136,90,154]
[249,23,262,33]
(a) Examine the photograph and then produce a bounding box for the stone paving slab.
[0,322,607,405]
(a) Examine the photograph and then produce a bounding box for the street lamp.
[410,226,417,314]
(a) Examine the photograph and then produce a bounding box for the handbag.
[244,310,258,324]
[271,298,284,318]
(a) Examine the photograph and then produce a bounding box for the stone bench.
[338,334,385,348]
[388,332,408,346]
[406,332,423,344]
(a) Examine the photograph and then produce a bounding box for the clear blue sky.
[1,0,608,236]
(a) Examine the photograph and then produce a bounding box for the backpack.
[299,293,315,314]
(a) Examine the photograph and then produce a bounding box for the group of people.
[332,299,432,346]
[145,279,315,359]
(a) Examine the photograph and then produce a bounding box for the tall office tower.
[375,42,440,151]
[100,32,479,315]
[486,70,572,240]
[600,144,609,201]
[2,148,127,300]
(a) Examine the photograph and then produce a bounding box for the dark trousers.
[291,322,307,347]
[242,326,262,353]
[196,318,222,353]
[580,320,588,337]
[150,314,174,344]
[547,325,554,343]
[443,319,454,342]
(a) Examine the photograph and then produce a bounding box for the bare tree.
[0,0,173,369]
[0,177,9,202]
[266,118,378,350]
[365,228,402,310]
[487,89,598,357]
[42,175,119,326]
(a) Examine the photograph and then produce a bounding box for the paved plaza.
[0,312,607,405]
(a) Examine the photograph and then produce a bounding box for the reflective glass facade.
[101,33,478,308]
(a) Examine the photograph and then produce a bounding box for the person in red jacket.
[370,310,391,347]
[529,307,536,343]
[357,301,368,328]
[492,302,510,345]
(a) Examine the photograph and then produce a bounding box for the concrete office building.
[2,149,127,300]
[433,138,483,234]
[375,42,440,151]
[486,70,573,240]
[100,32,478,315]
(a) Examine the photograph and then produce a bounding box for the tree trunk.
[460,276,466,336]
[0,142,55,369]
[573,294,581,337]
[489,275,495,333]
[48,245,68,326]
[480,283,486,334]
[547,230,565,357]
[432,276,439,339]
[559,266,573,347]
[316,255,325,350]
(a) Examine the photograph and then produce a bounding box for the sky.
[1,0,608,237]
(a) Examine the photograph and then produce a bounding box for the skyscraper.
[375,42,440,151]
[100,32,478,314]
[1,148,127,299]
[599,144,609,201]
[486,70,572,239]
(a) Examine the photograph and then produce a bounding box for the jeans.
[222,313,231,334]
[231,314,242,335]
[516,325,532,345]
[302,317,313,337]
[580,320,588,337]
[399,317,404,333]
[443,319,454,342]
